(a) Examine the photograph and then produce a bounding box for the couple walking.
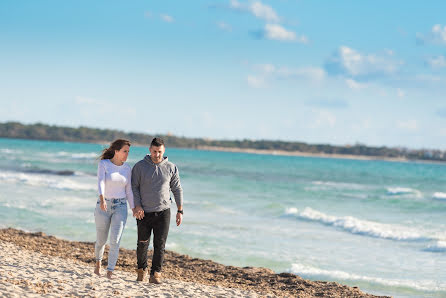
[93,137,183,283]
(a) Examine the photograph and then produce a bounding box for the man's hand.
[132,206,145,220]
[176,211,183,226]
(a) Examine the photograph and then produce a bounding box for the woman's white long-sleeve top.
[97,159,135,208]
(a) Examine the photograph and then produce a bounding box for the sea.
[0,137,445,297]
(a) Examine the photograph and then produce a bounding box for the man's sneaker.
[136,268,148,282]
[149,272,162,284]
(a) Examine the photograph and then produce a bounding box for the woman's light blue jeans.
[94,198,128,271]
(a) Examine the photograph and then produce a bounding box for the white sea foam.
[433,192,446,200]
[0,148,20,154]
[425,241,446,252]
[290,263,446,291]
[288,207,427,241]
[0,171,95,191]
[285,207,298,215]
[55,151,98,159]
[387,187,421,197]
[311,181,367,190]
[1,202,27,209]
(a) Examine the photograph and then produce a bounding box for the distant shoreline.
[2,136,445,164]
[196,145,413,163]
[2,122,445,163]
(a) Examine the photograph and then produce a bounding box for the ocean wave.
[424,241,446,253]
[311,180,367,190]
[0,148,21,154]
[0,171,95,191]
[286,207,428,241]
[290,263,446,292]
[387,187,421,197]
[1,202,27,209]
[25,168,75,176]
[285,207,298,215]
[433,192,446,200]
[55,151,98,159]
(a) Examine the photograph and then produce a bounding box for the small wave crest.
[55,151,98,159]
[311,181,366,190]
[424,241,446,253]
[0,148,20,154]
[285,207,427,241]
[387,187,421,197]
[290,263,446,292]
[0,171,95,191]
[25,168,75,176]
[433,192,446,200]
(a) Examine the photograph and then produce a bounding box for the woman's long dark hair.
[100,139,131,160]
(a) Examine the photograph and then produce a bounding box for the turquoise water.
[1,138,446,297]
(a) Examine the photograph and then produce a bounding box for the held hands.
[132,206,145,220]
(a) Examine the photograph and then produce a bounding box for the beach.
[1,138,445,297]
[0,228,383,297]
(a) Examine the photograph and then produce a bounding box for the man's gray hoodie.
[131,155,183,212]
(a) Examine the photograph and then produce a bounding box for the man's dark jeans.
[136,208,170,275]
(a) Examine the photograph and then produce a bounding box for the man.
[131,137,183,283]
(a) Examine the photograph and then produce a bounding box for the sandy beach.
[0,228,387,297]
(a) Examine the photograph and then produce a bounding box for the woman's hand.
[99,195,107,211]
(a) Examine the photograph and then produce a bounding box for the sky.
[1,1,446,150]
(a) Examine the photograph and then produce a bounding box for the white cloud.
[351,119,372,132]
[397,120,418,131]
[414,74,443,82]
[75,96,104,105]
[312,110,337,128]
[255,63,325,81]
[144,11,152,18]
[229,0,242,9]
[276,66,325,81]
[74,96,137,118]
[385,49,395,56]
[160,14,174,23]
[229,0,280,22]
[247,63,325,88]
[250,2,280,22]
[217,21,232,31]
[247,75,266,88]
[345,78,367,90]
[325,46,402,78]
[426,55,446,68]
[417,24,446,45]
[305,98,348,109]
[397,88,405,98]
[263,24,308,43]
[258,63,276,74]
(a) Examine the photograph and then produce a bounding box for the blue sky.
[1,1,446,149]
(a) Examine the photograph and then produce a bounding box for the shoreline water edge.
[0,228,386,297]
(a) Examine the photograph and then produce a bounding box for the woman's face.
[115,145,130,162]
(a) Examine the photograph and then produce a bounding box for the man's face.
[150,145,165,163]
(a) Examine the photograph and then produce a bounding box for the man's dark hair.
[150,137,165,147]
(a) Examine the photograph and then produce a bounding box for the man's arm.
[170,165,183,226]
[170,165,183,208]
[131,163,144,219]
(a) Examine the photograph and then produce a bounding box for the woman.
[94,139,134,279]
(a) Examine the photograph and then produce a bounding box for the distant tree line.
[0,121,445,162]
